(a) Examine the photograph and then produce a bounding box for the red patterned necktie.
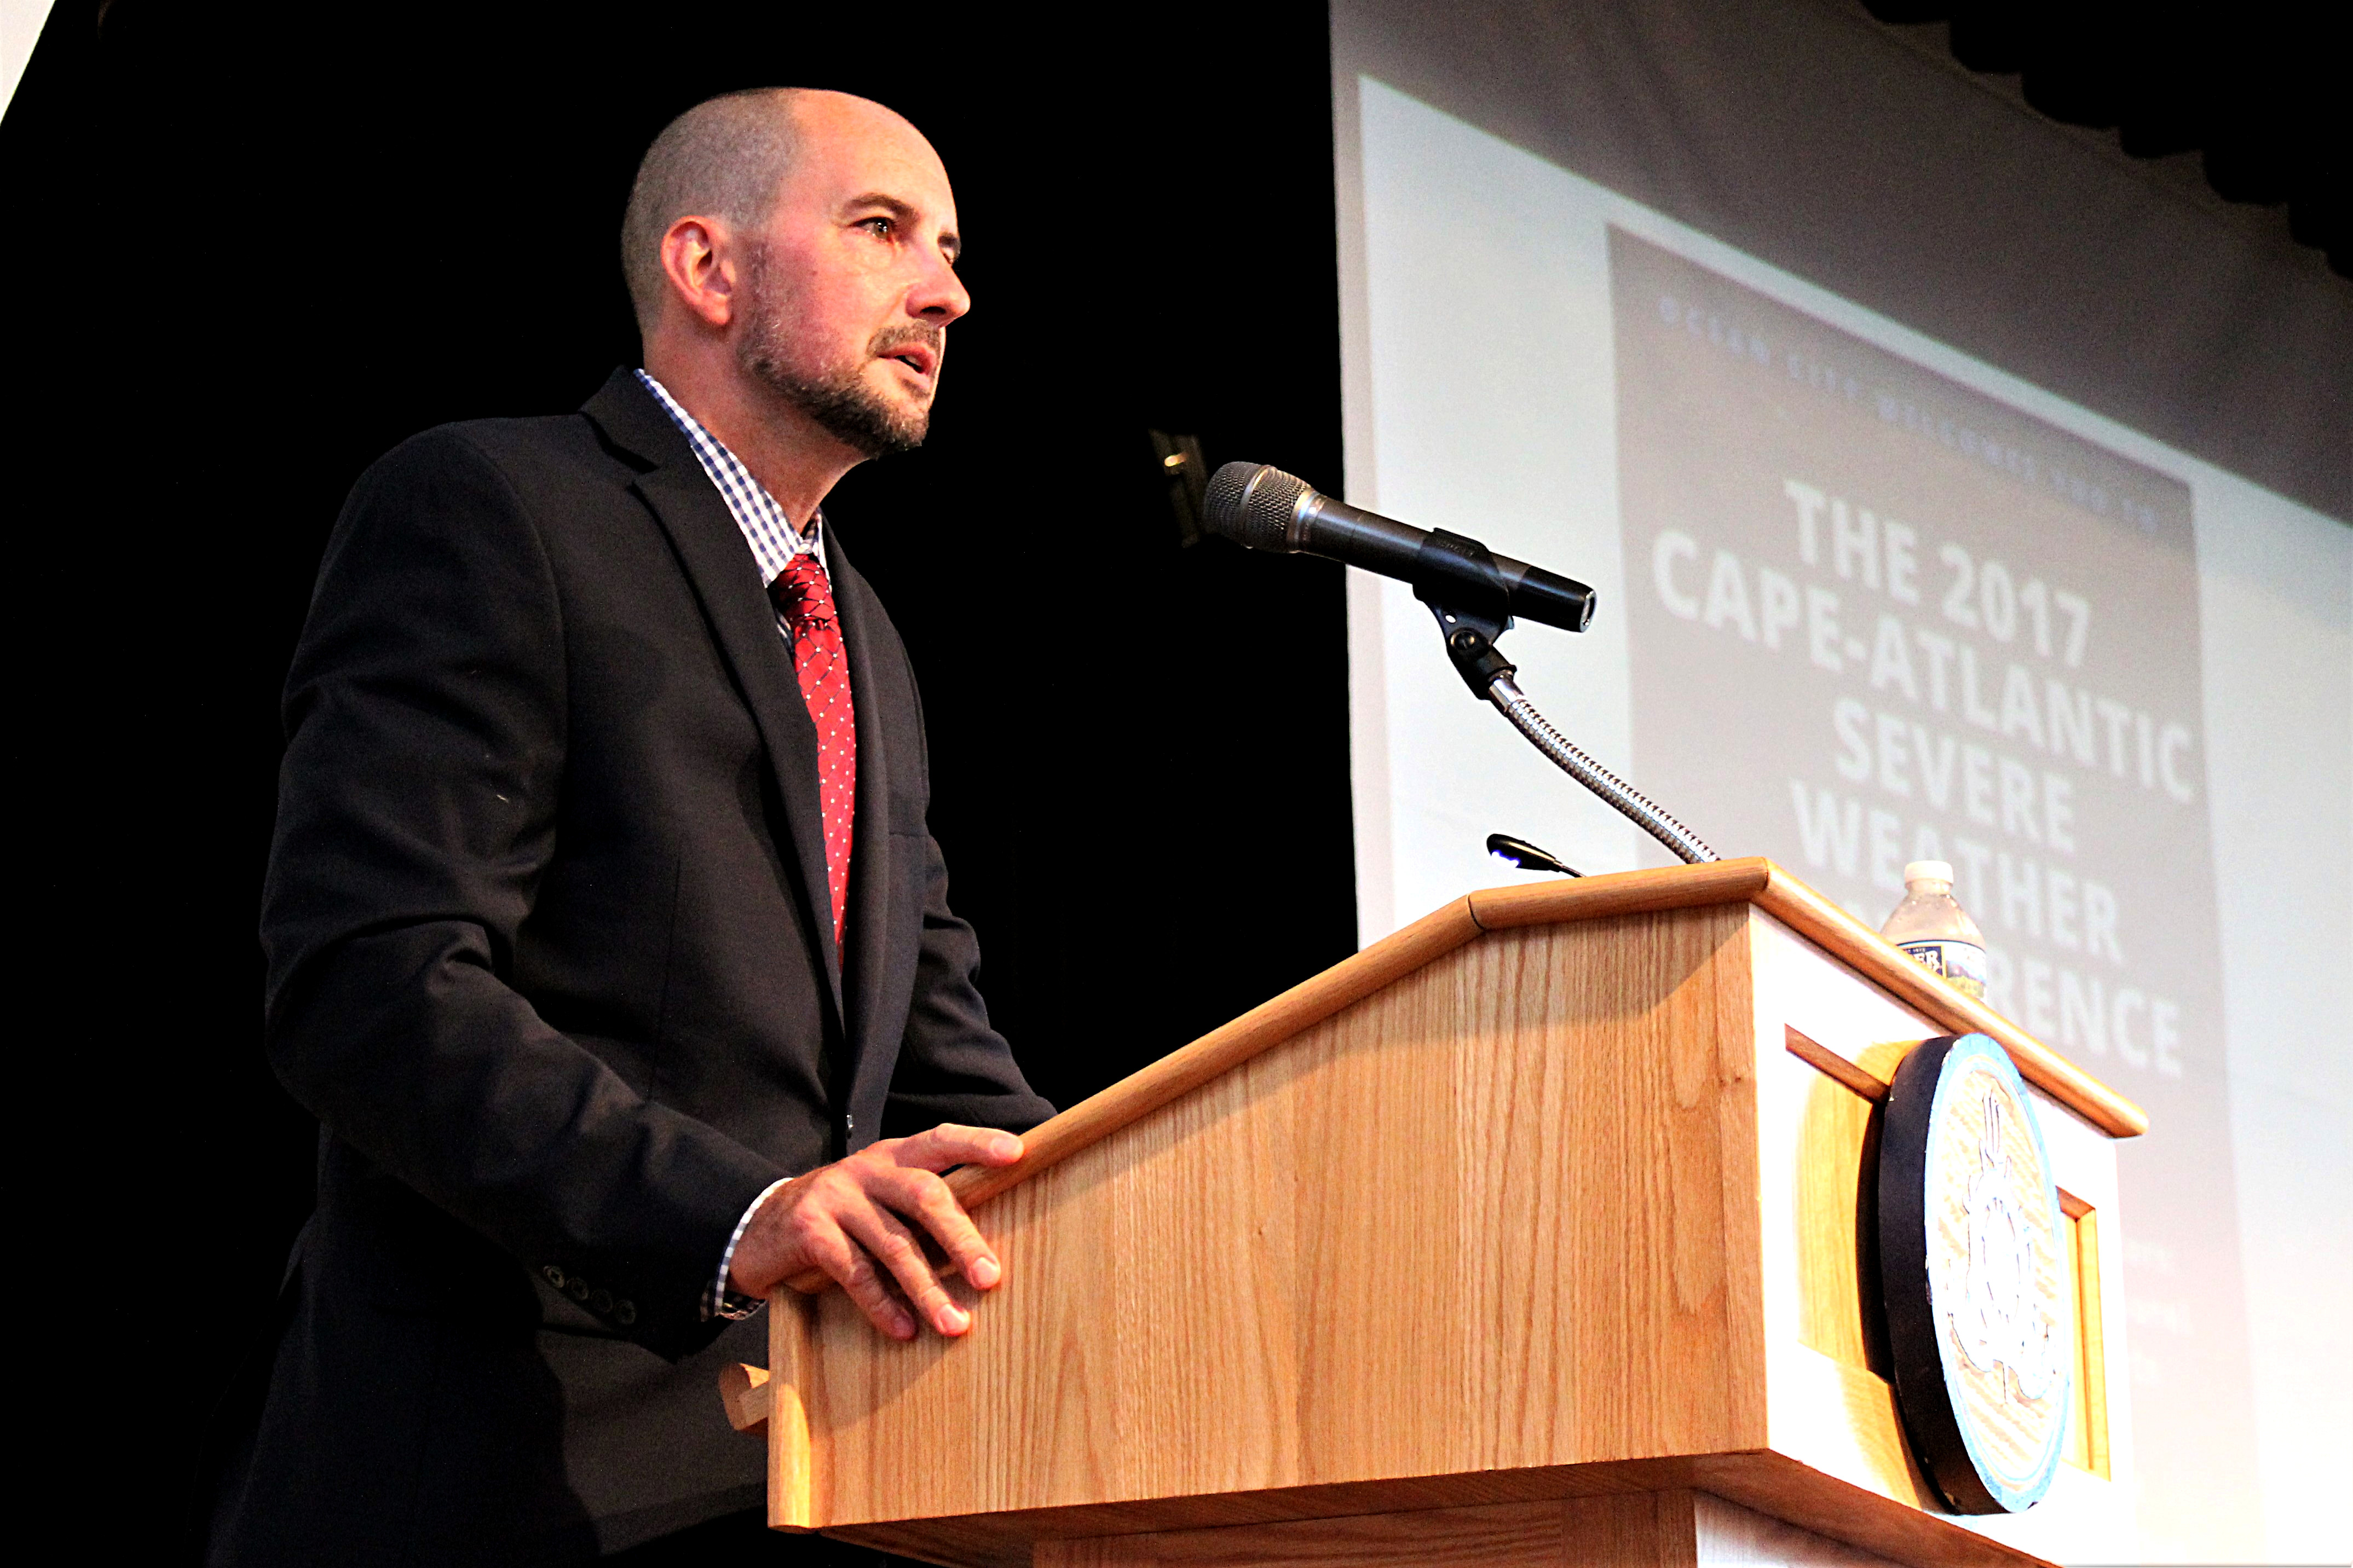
[769,553,856,954]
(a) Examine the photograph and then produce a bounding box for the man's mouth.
[880,341,939,383]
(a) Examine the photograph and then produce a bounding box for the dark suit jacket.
[211,369,1052,1565]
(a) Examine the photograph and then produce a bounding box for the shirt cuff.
[708,1176,794,1321]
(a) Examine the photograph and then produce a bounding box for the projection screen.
[1331,3,2350,1561]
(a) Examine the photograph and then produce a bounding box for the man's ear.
[659,216,737,330]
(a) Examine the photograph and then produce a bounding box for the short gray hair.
[620,88,806,333]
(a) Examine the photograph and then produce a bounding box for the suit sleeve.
[261,429,783,1359]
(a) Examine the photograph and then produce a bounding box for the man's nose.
[908,248,971,325]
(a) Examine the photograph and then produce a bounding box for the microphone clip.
[1412,528,1519,696]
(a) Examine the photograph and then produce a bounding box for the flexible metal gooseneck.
[1195,462,1717,865]
[1485,674,1717,865]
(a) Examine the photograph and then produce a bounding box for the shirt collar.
[634,369,827,587]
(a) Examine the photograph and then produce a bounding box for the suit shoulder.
[364,411,624,501]
[337,413,641,565]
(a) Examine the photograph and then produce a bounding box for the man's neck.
[641,352,860,528]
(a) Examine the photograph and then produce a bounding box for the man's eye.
[860,216,894,238]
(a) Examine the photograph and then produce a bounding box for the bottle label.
[1899,939,1987,999]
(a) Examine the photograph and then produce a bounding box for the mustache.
[868,322,945,362]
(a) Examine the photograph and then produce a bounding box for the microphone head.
[1203,461,1312,552]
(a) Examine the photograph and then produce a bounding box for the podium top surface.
[803,859,2142,1288]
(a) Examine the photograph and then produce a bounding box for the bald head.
[626,89,936,337]
[625,88,968,513]
[620,89,800,332]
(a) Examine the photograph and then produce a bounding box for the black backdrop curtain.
[3,3,1352,1551]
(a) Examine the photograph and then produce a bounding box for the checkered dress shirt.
[636,369,828,585]
[636,369,826,1322]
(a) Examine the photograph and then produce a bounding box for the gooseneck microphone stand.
[1414,531,1717,866]
[1199,460,1714,865]
[1484,674,1716,864]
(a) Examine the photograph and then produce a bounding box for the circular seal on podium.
[1878,1032,2073,1514]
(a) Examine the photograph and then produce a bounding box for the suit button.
[615,1299,637,1326]
[568,1277,591,1302]
[543,1265,567,1289]
[590,1288,614,1315]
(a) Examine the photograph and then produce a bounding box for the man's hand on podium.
[727,1124,1024,1341]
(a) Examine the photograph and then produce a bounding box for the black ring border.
[1877,1031,2067,1515]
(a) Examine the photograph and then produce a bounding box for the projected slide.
[1342,74,2348,1558]
[1611,227,2254,1529]
[1614,229,2222,1128]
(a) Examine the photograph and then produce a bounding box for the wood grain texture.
[765,1294,817,1530]
[895,1489,1710,1568]
[1059,1490,1713,1568]
[1784,1026,1889,1103]
[718,1362,770,1434]
[955,1483,2005,1568]
[740,869,2129,1568]
[782,896,1484,1295]
[824,1451,2057,1568]
[1467,860,1773,929]
[1484,863,2140,1136]
[1563,1490,1702,1568]
[775,864,2133,1294]
[1034,1500,1568,1567]
[797,905,1769,1529]
[827,1459,1707,1568]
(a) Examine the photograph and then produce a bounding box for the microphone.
[1201,462,1596,634]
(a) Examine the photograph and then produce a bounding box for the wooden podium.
[723,859,2141,1567]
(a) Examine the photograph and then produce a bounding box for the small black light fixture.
[1486,832,1581,877]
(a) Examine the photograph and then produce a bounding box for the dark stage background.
[4,3,1352,1551]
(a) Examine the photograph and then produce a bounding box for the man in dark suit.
[211,88,1052,1564]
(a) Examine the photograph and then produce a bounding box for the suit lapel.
[583,372,846,1024]
[824,525,896,1102]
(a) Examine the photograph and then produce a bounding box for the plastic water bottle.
[1880,860,1987,999]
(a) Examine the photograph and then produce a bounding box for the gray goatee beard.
[738,254,937,458]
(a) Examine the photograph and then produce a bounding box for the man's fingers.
[880,1165,1002,1293]
[895,1122,1024,1172]
[799,1208,915,1339]
[838,1256,919,1342]
[840,1199,970,1337]
[783,1124,1023,1335]
[874,1125,1015,1290]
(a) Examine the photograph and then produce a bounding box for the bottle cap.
[1904,860,1954,887]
